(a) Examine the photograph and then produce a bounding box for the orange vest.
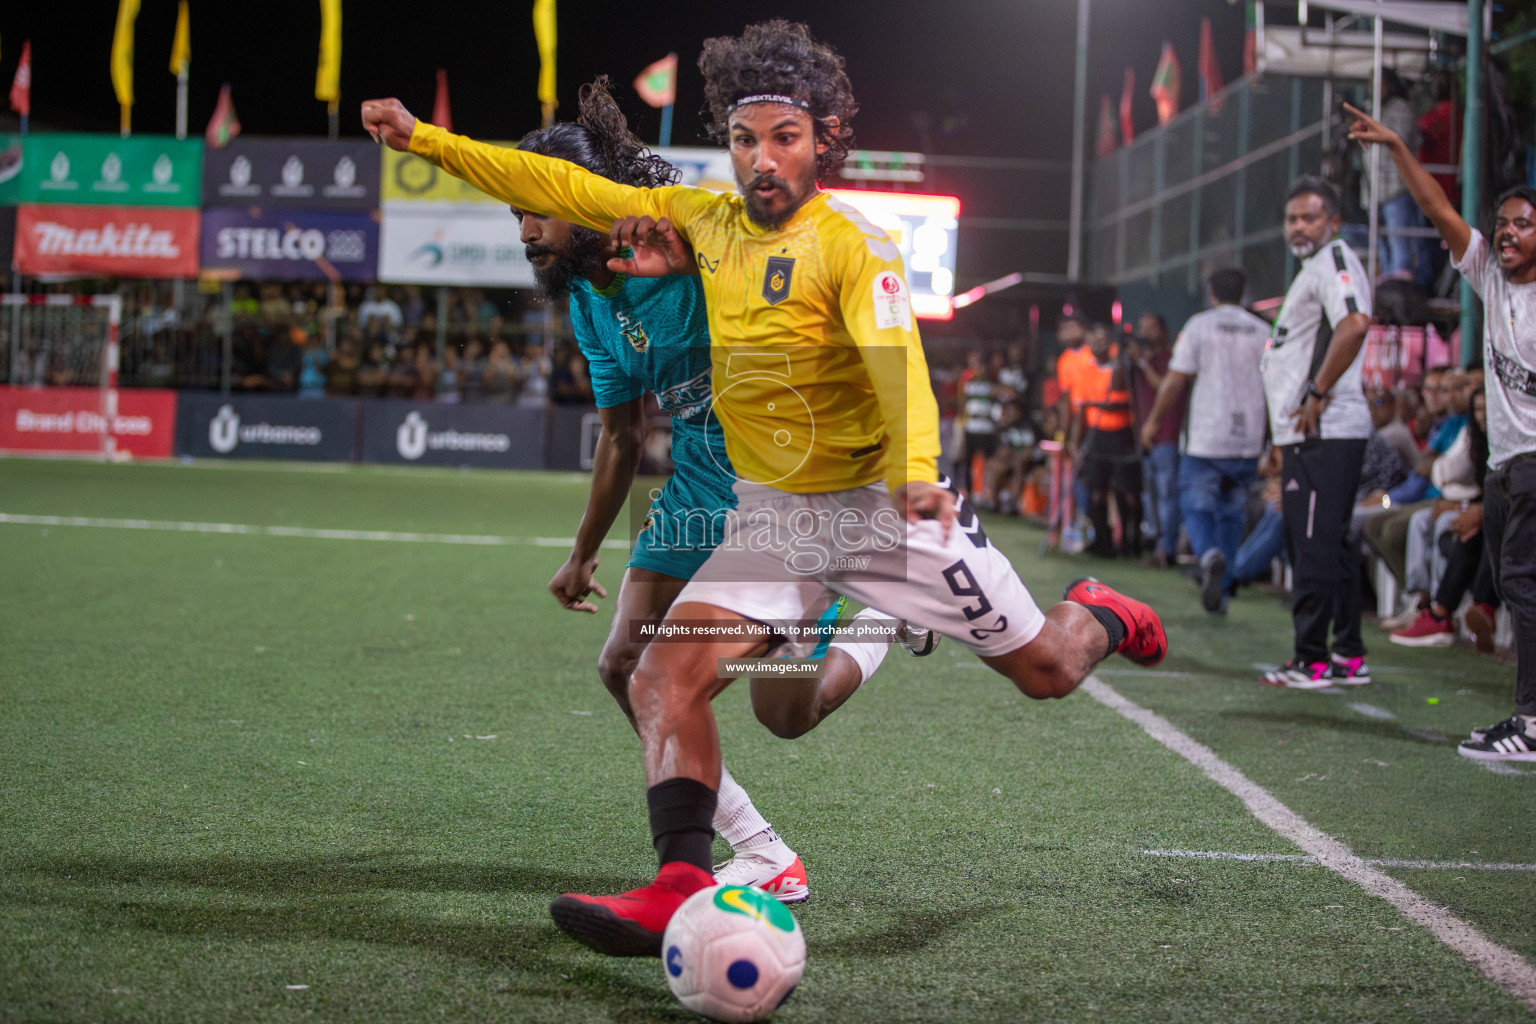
[1075,354,1133,431]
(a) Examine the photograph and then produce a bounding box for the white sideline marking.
[1143,849,1536,872]
[1082,677,1536,1011]
[1347,702,1398,720]
[0,513,629,549]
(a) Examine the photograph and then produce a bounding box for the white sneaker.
[713,838,810,903]
[895,621,941,656]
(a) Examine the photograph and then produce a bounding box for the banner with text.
[0,386,177,457]
[175,392,359,461]
[0,135,21,205]
[359,399,545,468]
[377,206,531,287]
[200,207,379,283]
[15,204,201,279]
[19,134,202,207]
[204,139,380,210]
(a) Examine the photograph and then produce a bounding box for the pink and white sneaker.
[1260,659,1333,689]
[1330,654,1372,685]
[713,839,810,904]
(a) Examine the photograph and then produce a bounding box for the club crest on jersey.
[615,311,650,353]
[763,256,795,305]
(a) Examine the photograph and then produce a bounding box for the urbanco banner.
[359,399,545,468]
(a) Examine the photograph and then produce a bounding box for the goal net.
[1,294,123,458]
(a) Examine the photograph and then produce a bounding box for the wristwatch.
[1305,381,1328,403]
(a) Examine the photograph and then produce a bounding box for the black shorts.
[1079,428,1142,492]
[963,432,1000,459]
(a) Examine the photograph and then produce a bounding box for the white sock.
[828,606,894,684]
[714,763,774,848]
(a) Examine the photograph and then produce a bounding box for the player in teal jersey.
[528,79,936,903]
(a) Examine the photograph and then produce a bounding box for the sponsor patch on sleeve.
[872,270,912,331]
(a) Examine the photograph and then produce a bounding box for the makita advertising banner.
[0,386,177,458]
[203,139,380,210]
[14,204,201,279]
[377,207,533,287]
[200,207,379,283]
[359,400,545,468]
[19,134,202,207]
[175,393,358,461]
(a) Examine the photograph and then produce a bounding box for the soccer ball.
[662,884,806,1023]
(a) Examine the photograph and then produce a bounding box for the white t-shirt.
[1168,303,1271,459]
[1262,238,1373,446]
[1452,229,1536,468]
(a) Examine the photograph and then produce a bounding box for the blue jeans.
[1179,455,1258,592]
[1233,505,1286,584]
[1143,442,1181,558]
[1380,190,1423,279]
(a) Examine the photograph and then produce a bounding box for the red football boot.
[1064,577,1168,667]
[549,861,714,957]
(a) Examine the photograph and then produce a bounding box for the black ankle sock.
[646,778,717,873]
[1085,603,1127,655]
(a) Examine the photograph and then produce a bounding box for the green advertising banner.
[19,134,202,207]
[0,135,21,204]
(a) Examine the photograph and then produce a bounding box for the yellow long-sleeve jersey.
[409,122,940,495]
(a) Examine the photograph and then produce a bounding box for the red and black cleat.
[1064,577,1167,667]
[549,861,714,957]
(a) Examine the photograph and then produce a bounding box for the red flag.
[1096,96,1117,157]
[1150,42,1182,126]
[1199,17,1225,112]
[633,53,677,108]
[1119,67,1134,146]
[9,40,31,118]
[433,68,452,131]
[205,82,241,148]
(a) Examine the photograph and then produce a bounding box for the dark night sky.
[0,0,1252,289]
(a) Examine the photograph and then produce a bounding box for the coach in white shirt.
[1142,268,1270,615]
[1258,177,1375,690]
[1348,103,1536,762]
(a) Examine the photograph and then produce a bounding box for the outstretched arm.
[1345,102,1471,261]
[361,97,688,236]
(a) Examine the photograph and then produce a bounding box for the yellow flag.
[533,0,556,124]
[315,0,342,107]
[111,0,140,132]
[169,1,190,76]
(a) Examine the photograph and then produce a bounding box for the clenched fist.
[361,98,419,151]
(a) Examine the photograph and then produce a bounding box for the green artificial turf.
[1,457,1532,1023]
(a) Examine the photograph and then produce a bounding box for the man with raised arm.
[1348,102,1536,761]
[364,19,1166,958]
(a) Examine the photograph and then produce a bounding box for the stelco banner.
[203,139,380,210]
[175,393,359,461]
[15,204,201,279]
[360,400,545,468]
[377,207,532,287]
[18,134,202,207]
[200,207,379,283]
[0,386,177,458]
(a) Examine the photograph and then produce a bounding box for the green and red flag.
[205,82,240,148]
[1199,16,1224,112]
[1096,95,1117,157]
[1150,41,1181,126]
[634,53,677,108]
[1119,67,1134,146]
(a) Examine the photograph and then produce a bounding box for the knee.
[1004,646,1078,701]
[597,644,639,701]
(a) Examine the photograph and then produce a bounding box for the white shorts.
[674,480,1046,658]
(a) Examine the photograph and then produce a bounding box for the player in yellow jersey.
[365,18,1167,959]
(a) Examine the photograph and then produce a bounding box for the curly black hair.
[518,75,680,189]
[699,20,858,181]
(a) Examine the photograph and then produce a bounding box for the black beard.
[528,229,604,300]
[740,173,811,229]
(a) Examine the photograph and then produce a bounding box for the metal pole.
[435,286,448,361]
[1367,12,1383,281]
[220,281,233,394]
[176,68,188,140]
[1460,0,1484,367]
[659,103,674,148]
[1067,0,1091,281]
